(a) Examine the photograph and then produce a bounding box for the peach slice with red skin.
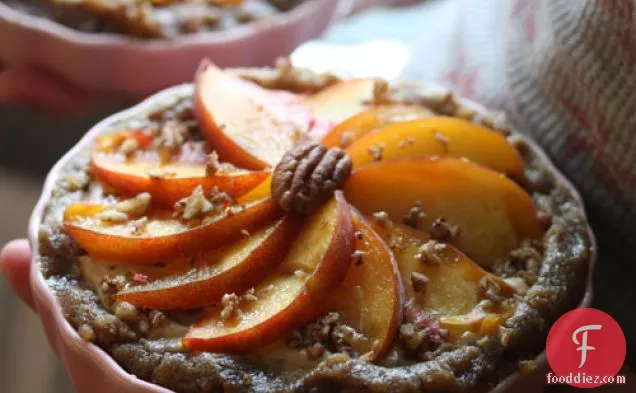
[325,211,403,360]
[63,198,282,264]
[95,129,154,153]
[344,157,542,267]
[92,154,269,208]
[92,130,269,207]
[114,217,302,309]
[345,117,525,177]
[183,192,354,353]
[321,105,433,148]
[195,61,312,170]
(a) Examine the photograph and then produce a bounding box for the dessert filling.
[36,63,591,393]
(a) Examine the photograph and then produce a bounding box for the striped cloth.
[402,0,636,359]
[312,0,636,371]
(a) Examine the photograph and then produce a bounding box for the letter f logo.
[572,324,602,368]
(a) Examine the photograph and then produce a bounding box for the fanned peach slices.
[62,63,546,364]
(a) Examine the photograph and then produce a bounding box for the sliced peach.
[302,79,375,125]
[92,154,269,207]
[194,61,311,170]
[439,311,510,339]
[346,117,524,177]
[321,105,433,148]
[374,224,514,338]
[114,217,302,309]
[63,203,107,222]
[63,198,282,264]
[325,212,403,360]
[237,174,272,204]
[95,129,154,153]
[344,157,541,267]
[374,224,513,313]
[183,192,354,353]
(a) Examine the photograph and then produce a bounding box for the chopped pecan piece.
[367,144,384,162]
[372,211,392,228]
[403,201,426,228]
[429,217,459,242]
[220,293,241,321]
[271,143,352,215]
[411,272,429,293]
[174,185,215,220]
[114,192,151,217]
[351,250,365,266]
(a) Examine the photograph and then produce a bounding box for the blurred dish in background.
[0,0,339,107]
[2,0,309,39]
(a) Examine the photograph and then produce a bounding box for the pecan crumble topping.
[479,276,504,303]
[339,131,356,148]
[429,217,460,242]
[371,211,392,228]
[175,185,214,220]
[220,293,241,321]
[403,201,426,228]
[415,240,445,264]
[114,192,151,217]
[205,151,236,176]
[367,144,384,162]
[285,312,368,359]
[434,132,449,153]
[119,137,140,156]
[351,250,365,266]
[220,289,258,322]
[410,272,429,293]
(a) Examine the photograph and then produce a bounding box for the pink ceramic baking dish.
[0,0,338,97]
[28,83,596,393]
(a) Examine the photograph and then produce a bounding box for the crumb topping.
[410,272,429,293]
[351,250,365,266]
[119,137,140,156]
[367,144,384,162]
[220,293,241,321]
[403,201,426,228]
[479,276,504,303]
[220,289,258,322]
[429,217,459,242]
[339,131,356,148]
[415,240,445,264]
[156,119,189,150]
[205,151,236,176]
[434,132,449,153]
[174,186,233,221]
[114,192,151,217]
[372,211,392,229]
[285,312,368,359]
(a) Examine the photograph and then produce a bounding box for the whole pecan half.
[272,143,352,215]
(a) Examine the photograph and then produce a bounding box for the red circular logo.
[546,308,626,388]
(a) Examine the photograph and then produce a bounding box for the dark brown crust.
[36,64,593,393]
